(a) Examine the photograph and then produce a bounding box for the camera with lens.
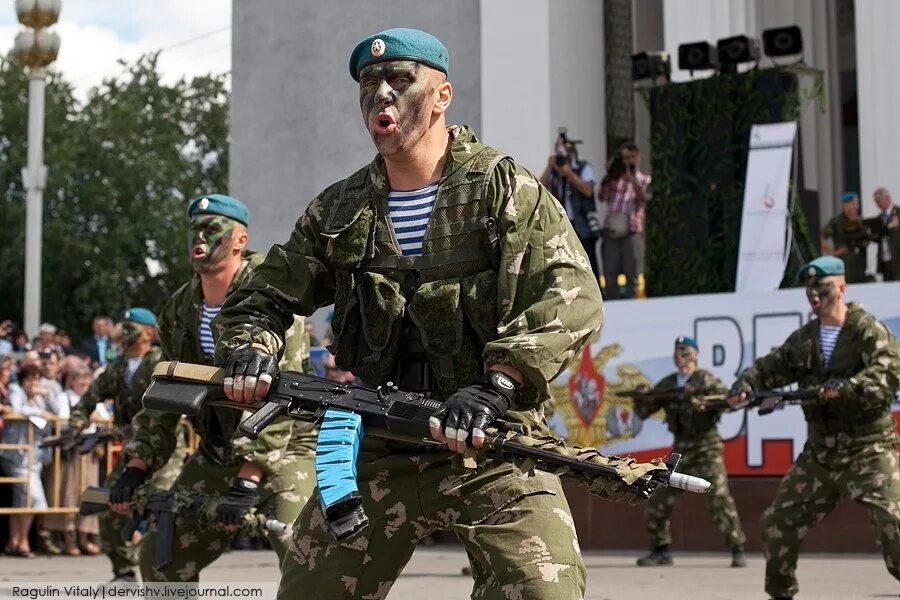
[554,127,583,167]
[607,149,627,180]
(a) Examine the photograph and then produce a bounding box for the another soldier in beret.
[728,255,900,599]
[69,308,187,582]
[821,192,872,283]
[215,27,603,598]
[114,194,317,581]
[633,337,745,568]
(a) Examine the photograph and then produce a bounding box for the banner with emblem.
[549,282,900,476]
[734,121,797,292]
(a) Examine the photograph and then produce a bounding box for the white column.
[855,0,900,218]
[480,0,552,173]
[23,68,47,339]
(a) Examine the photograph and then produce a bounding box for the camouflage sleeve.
[738,330,806,391]
[847,315,900,410]
[482,161,604,404]
[125,348,161,420]
[231,418,294,479]
[123,407,182,475]
[230,315,311,469]
[213,196,336,363]
[695,369,727,393]
[70,366,116,428]
[157,294,180,362]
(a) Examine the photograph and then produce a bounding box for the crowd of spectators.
[0,317,118,558]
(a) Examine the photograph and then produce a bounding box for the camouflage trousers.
[100,434,187,578]
[644,439,745,549]
[277,440,585,600]
[762,431,900,598]
[139,447,315,582]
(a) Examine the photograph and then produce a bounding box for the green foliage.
[645,68,819,297]
[0,54,229,340]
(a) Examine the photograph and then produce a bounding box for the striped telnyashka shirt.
[387,183,438,256]
[819,325,842,366]
[199,302,222,356]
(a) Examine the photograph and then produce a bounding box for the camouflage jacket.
[737,301,900,434]
[70,347,161,431]
[125,251,315,476]
[822,214,871,251]
[214,125,603,409]
[633,369,726,447]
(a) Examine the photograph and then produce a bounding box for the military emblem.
[371,38,386,57]
[198,197,210,210]
[550,343,653,447]
[807,267,816,277]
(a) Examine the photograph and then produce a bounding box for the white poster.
[549,282,900,476]
[734,121,797,292]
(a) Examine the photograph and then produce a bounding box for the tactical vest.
[323,145,509,398]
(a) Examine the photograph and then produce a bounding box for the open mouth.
[192,245,208,260]
[373,112,397,135]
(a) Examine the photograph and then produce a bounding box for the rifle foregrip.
[315,409,369,540]
[79,486,111,516]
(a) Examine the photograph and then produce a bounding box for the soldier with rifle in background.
[821,192,873,283]
[727,255,900,600]
[627,336,747,568]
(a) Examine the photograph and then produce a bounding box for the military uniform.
[821,214,871,283]
[70,347,187,579]
[215,122,603,598]
[123,251,317,582]
[735,301,900,598]
[634,369,745,559]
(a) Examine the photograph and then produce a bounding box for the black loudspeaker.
[678,41,718,72]
[717,35,761,66]
[631,51,671,82]
[763,26,803,57]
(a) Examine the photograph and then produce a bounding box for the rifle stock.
[144,361,713,541]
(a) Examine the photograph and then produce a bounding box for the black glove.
[820,378,853,401]
[110,467,147,504]
[222,343,279,396]
[216,478,259,527]
[439,371,521,445]
[729,380,752,399]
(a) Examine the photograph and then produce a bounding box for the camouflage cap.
[798,255,845,282]
[122,307,158,327]
[187,194,250,226]
[349,28,449,82]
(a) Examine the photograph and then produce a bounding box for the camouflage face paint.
[673,346,697,369]
[121,322,143,348]
[358,61,436,156]
[805,279,836,315]
[189,215,236,273]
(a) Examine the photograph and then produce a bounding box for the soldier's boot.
[636,545,673,566]
[730,546,747,568]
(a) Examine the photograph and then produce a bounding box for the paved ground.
[0,547,897,599]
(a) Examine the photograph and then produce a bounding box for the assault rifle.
[79,485,288,569]
[39,425,123,456]
[618,387,726,409]
[142,361,712,542]
[701,389,819,415]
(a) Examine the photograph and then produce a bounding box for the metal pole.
[23,66,47,340]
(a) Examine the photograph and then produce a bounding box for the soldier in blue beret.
[109,192,318,582]
[820,191,871,283]
[633,337,745,568]
[729,249,900,598]
[216,26,606,599]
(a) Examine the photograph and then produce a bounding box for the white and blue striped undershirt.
[819,325,842,366]
[388,183,438,256]
[199,301,222,356]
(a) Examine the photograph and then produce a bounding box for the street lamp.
[12,0,61,339]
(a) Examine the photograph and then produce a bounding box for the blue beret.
[122,307,157,327]
[841,192,858,203]
[798,255,845,282]
[349,28,449,82]
[187,194,250,226]
[675,336,698,351]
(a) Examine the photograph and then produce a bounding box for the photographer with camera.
[540,128,600,278]
[599,141,651,299]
